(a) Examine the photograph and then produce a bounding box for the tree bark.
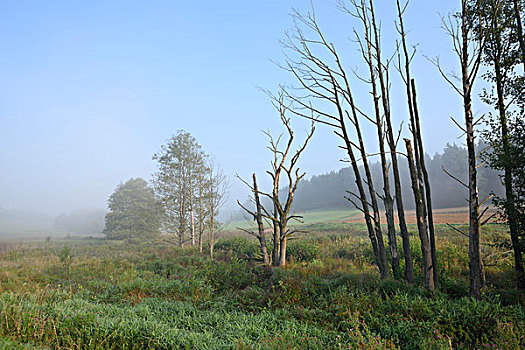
[394,0,419,283]
[253,174,270,266]
[342,124,382,275]
[272,206,280,266]
[405,139,435,291]
[279,234,287,267]
[411,79,438,287]
[461,2,484,299]
[367,0,400,278]
[198,174,204,253]
[190,177,195,247]
[493,26,525,289]
[513,0,525,69]
[209,177,215,260]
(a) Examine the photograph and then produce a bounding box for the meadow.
[0,218,524,349]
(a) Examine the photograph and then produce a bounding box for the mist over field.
[1,1,524,349]
[0,0,486,238]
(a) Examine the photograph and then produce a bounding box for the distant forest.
[292,143,503,211]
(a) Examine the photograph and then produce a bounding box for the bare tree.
[405,139,434,290]
[278,8,390,277]
[263,99,315,267]
[236,94,313,267]
[394,0,437,286]
[350,0,401,278]
[207,160,228,260]
[237,173,270,266]
[431,0,489,298]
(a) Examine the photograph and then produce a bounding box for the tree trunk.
[360,138,389,278]
[365,4,400,278]
[405,139,435,290]
[272,206,280,266]
[209,185,215,260]
[411,79,438,287]
[336,87,383,277]
[392,148,413,283]
[253,174,270,266]
[179,181,185,247]
[352,111,389,279]
[461,5,483,299]
[190,187,195,247]
[198,175,204,253]
[465,66,483,300]
[513,0,525,69]
[279,230,287,267]
[395,0,419,283]
[343,130,382,274]
[493,35,525,289]
[189,163,195,247]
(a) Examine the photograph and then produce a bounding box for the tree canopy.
[104,178,162,239]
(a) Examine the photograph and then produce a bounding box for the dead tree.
[394,0,429,284]
[432,0,488,298]
[395,1,437,287]
[410,80,438,286]
[351,0,401,278]
[263,101,315,267]
[237,174,270,266]
[278,9,389,277]
[405,139,435,290]
[207,160,228,260]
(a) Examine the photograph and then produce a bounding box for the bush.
[214,236,259,258]
[287,240,320,263]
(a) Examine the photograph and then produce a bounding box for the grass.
[224,209,358,231]
[0,221,523,349]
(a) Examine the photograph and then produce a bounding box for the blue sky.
[0,0,489,215]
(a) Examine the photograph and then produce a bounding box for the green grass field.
[0,219,524,349]
[224,209,359,231]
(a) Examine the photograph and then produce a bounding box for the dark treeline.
[292,143,503,212]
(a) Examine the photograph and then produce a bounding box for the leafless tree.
[237,173,270,266]
[404,138,434,290]
[238,94,314,267]
[430,0,490,298]
[348,0,402,278]
[207,160,228,260]
[277,4,396,277]
[277,9,393,276]
[264,98,315,267]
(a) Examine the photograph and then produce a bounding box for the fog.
[0,0,485,236]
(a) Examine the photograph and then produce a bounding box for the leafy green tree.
[472,0,525,289]
[104,178,162,239]
[152,130,207,246]
[152,130,228,249]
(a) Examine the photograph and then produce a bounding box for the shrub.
[215,236,259,258]
[287,240,320,263]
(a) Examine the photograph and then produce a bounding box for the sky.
[0,0,491,216]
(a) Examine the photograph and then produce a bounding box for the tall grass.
[0,223,523,349]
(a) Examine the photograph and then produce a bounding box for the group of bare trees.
[235,0,524,299]
[273,0,525,299]
[152,130,227,258]
[262,0,437,290]
[238,94,314,267]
